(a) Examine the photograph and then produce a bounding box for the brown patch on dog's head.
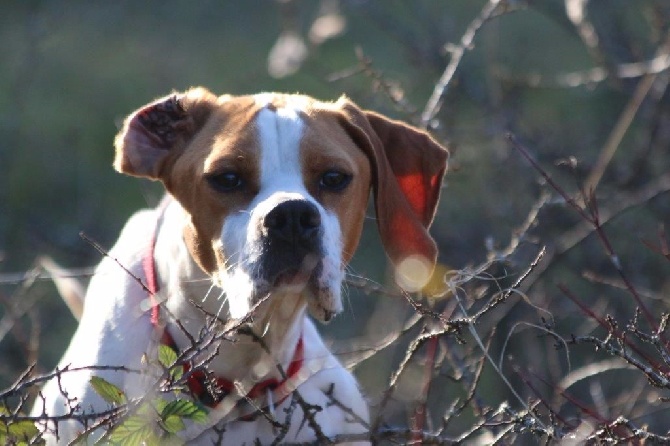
[298,106,371,265]
[114,89,448,293]
[114,89,261,274]
[114,88,218,179]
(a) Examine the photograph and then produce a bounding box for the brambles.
[2,1,670,444]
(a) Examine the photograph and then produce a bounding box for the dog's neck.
[153,200,306,382]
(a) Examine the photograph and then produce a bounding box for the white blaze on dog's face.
[212,94,370,320]
[114,88,447,322]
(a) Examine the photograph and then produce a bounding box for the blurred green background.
[2,0,670,438]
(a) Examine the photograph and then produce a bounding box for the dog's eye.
[319,170,352,192]
[206,172,243,192]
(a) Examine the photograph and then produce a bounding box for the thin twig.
[583,72,659,195]
[420,0,505,128]
[493,51,670,88]
[451,289,549,432]
[507,134,661,333]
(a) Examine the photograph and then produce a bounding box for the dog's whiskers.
[180,278,212,283]
[200,283,217,304]
[215,289,228,320]
[221,252,245,275]
[261,319,271,337]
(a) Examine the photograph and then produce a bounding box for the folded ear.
[336,98,448,290]
[114,87,218,179]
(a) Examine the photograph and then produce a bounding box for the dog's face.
[168,94,371,321]
[114,88,447,321]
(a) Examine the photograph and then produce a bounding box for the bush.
[2,1,670,443]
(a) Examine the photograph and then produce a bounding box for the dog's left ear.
[114,87,218,179]
[336,99,448,289]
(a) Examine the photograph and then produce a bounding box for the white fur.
[220,103,344,320]
[33,100,369,445]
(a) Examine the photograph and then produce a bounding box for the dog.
[32,88,447,444]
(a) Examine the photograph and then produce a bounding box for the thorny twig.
[5,3,670,444]
[353,47,418,117]
[507,133,660,334]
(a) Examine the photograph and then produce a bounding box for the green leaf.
[151,398,168,415]
[8,420,40,440]
[158,345,178,369]
[107,415,157,446]
[158,345,183,380]
[0,420,44,446]
[161,399,202,420]
[90,376,127,405]
[171,365,184,381]
[187,405,209,424]
[0,404,45,445]
[161,415,185,434]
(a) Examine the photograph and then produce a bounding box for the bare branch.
[420,0,509,128]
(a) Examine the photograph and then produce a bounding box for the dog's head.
[114,88,447,321]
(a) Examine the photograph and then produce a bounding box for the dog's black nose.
[263,200,321,244]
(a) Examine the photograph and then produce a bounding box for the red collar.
[142,199,305,408]
[160,329,304,408]
[143,198,167,326]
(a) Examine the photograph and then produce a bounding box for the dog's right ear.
[114,88,217,179]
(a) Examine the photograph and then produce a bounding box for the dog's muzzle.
[260,199,324,286]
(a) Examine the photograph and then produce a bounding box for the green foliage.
[0,406,44,446]
[3,0,670,441]
[158,345,183,381]
[160,415,185,436]
[106,414,164,446]
[88,372,208,445]
[90,376,127,406]
[160,400,208,425]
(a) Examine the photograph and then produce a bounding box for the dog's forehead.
[251,92,315,111]
[203,93,352,173]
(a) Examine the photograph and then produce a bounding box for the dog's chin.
[306,295,341,322]
[253,272,342,323]
[275,261,343,323]
[271,267,313,293]
[220,257,342,322]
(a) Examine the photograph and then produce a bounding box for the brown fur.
[114,88,447,281]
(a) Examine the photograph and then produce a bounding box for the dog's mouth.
[273,268,310,288]
[267,254,322,295]
[250,256,340,322]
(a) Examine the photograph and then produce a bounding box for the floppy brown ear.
[114,87,217,179]
[336,99,448,288]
